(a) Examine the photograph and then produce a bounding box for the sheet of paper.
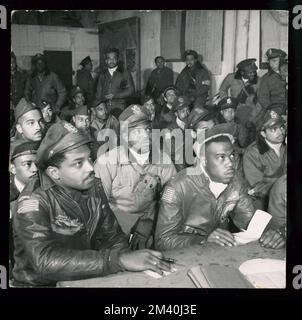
[233,209,272,245]
[144,267,177,279]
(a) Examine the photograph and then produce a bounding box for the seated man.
[12,120,171,287]
[90,99,120,158]
[141,95,156,123]
[39,99,60,132]
[259,174,286,249]
[155,125,255,250]
[60,86,86,122]
[11,98,45,143]
[243,109,287,210]
[94,104,176,250]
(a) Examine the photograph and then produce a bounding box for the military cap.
[186,107,216,130]
[163,86,178,97]
[15,98,39,121]
[236,58,257,70]
[218,97,238,111]
[266,48,287,60]
[10,139,39,161]
[70,86,83,99]
[90,98,107,109]
[172,95,191,112]
[36,120,91,166]
[80,56,92,67]
[73,105,90,116]
[257,109,285,132]
[193,123,235,158]
[183,49,198,60]
[32,53,46,64]
[39,99,53,110]
[119,104,152,128]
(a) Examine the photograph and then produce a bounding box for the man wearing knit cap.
[76,56,95,104]
[258,49,288,112]
[12,120,172,287]
[243,109,287,211]
[94,104,176,250]
[175,50,210,108]
[24,53,67,114]
[155,124,256,250]
[12,98,45,142]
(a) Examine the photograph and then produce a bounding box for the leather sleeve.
[219,73,232,99]
[193,69,210,98]
[258,75,271,110]
[13,193,124,283]
[154,183,204,250]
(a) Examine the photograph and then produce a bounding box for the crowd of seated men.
[9,46,287,286]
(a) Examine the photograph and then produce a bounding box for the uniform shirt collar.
[108,66,118,76]
[265,139,282,157]
[14,176,25,193]
[176,117,185,130]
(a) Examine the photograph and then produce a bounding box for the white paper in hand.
[233,209,272,245]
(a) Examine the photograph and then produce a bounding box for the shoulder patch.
[17,199,39,214]
[161,186,177,204]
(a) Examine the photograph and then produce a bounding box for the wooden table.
[57,241,285,288]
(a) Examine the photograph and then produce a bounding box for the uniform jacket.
[24,69,67,113]
[155,165,255,250]
[76,69,95,104]
[243,136,287,198]
[10,175,21,203]
[175,62,210,107]
[12,172,129,287]
[268,174,286,230]
[219,72,258,102]
[153,103,176,130]
[145,66,174,100]
[95,64,135,117]
[11,69,27,107]
[94,146,176,222]
[258,69,287,112]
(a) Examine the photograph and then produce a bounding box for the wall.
[11,24,100,84]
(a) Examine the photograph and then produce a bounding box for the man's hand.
[259,229,285,249]
[206,228,237,247]
[119,249,172,274]
[129,219,154,250]
[105,93,114,100]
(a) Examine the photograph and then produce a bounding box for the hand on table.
[119,249,172,275]
[206,228,237,247]
[259,229,285,249]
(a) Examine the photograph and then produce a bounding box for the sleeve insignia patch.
[161,186,177,204]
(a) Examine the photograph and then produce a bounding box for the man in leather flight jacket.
[12,120,172,287]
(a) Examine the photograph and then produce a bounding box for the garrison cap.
[36,120,91,166]
[15,98,39,121]
[186,107,216,130]
[119,104,152,128]
[39,99,53,110]
[70,86,83,99]
[193,123,235,158]
[73,105,90,116]
[10,139,39,161]
[80,56,92,67]
[90,98,108,109]
[266,48,287,60]
[172,95,191,112]
[163,86,178,97]
[218,97,238,111]
[183,49,198,60]
[257,109,285,132]
[236,58,257,70]
[32,53,46,64]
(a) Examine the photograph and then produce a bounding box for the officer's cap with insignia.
[15,98,39,121]
[10,140,39,162]
[80,56,92,67]
[119,104,152,128]
[266,48,287,60]
[257,109,285,132]
[172,95,191,112]
[39,98,53,110]
[218,97,238,111]
[186,107,217,130]
[32,53,46,64]
[193,123,235,158]
[183,49,198,60]
[36,120,91,167]
[163,86,178,97]
[236,58,257,71]
[70,85,84,99]
[73,105,90,116]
